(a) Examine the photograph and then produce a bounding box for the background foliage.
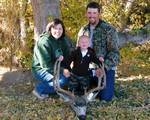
[0,0,150,75]
[0,0,150,119]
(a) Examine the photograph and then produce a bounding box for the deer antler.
[53,59,106,100]
[53,59,75,101]
[53,59,106,119]
[84,62,106,101]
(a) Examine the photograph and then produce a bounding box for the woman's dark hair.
[46,18,65,38]
[86,2,102,13]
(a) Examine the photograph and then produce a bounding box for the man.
[78,2,120,101]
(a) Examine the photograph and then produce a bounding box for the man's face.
[86,8,100,25]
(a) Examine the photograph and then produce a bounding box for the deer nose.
[78,115,86,120]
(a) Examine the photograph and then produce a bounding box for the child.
[63,35,102,95]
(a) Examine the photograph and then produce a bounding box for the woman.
[32,18,73,100]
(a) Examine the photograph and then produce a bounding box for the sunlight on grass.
[118,42,150,77]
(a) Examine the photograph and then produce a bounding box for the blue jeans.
[91,69,115,101]
[98,69,115,101]
[33,70,69,95]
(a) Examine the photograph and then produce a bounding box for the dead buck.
[53,59,106,120]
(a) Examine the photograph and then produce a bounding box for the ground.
[0,66,150,120]
[0,67,34,94]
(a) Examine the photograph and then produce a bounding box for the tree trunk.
[118,24,150,48]
[20,17,26,48]
[20,0,28,48]
[120,0,135,31]
[30,0,60,41]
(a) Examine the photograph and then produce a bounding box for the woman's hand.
[58,55,64,61]
[99,57,104,62]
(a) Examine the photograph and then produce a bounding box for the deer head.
[53,59,106,120]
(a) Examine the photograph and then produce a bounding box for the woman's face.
[51,24,63,39]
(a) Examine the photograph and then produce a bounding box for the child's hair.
[77,35,89,44]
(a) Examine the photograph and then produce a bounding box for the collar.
[87,19,103,30]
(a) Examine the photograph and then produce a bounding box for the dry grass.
[0,42,150,120]
[0,77,149,120]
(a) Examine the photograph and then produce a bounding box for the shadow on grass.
[0,69,35,95]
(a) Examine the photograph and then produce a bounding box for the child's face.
[78,36,90,50]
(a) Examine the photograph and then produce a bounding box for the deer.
[53,59,106,120]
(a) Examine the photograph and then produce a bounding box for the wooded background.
[0,0,149,70]
[0,1,149,119]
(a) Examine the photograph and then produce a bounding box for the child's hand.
[63,69,70,78]
[96,68,104,77]
[58,55,64,61]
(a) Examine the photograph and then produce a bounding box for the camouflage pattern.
[78,20,120,70]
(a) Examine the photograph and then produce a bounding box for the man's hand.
[99,57,104,62]
[63,69,70,78]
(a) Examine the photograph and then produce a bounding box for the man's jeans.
[99,69,115,101]
[91,69,115,101]
[33,70,69,95]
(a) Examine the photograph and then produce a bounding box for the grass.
[0,42,150,120]
[0,78,149,120]
[118,42,150,77]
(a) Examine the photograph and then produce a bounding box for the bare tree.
[20,0,28,48]
[120,0,135,31]
[30,0,61,41]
